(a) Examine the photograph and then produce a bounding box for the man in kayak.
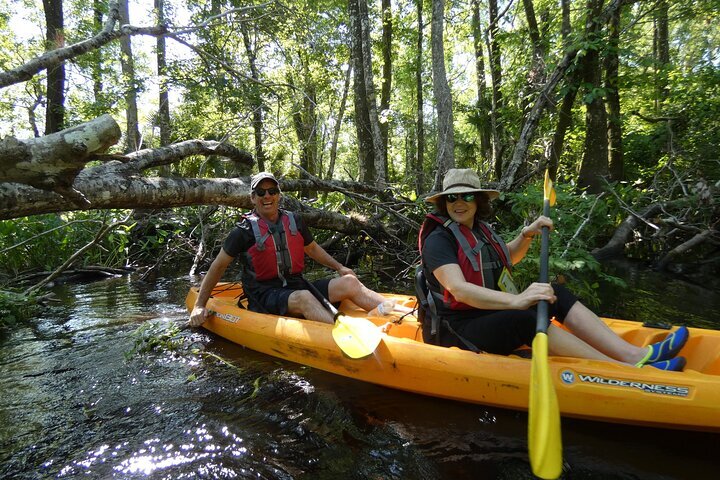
[418,168,688,370]
[190,171,390,326]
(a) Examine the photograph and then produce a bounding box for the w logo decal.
[561,370,575,384]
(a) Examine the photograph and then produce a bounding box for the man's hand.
[337,266,356,277]
[189,305,210,327]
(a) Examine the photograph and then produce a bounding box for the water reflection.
[598,259,720,329]
[0,266,718,479]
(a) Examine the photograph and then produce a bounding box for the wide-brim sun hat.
[425,168,500,203]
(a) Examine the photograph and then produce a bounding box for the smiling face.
[445,194,477,228]
[251,179,281,222]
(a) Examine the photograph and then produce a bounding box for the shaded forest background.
[0,0,718,319]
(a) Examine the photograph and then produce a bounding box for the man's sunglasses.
[254,187,280,197]
[446,193,475,203]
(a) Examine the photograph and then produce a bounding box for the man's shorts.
[250,277,333,316]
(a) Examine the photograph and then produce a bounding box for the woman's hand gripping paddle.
[303,279,382,359]
[528,170,563,479]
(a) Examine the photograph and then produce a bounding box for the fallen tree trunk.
[0,114,121,203]
[655,230,717,271]
[0,119,393,237]
[592,203,664,260]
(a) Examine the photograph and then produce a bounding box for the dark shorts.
[433,283,578,355]
[248,277,333,316]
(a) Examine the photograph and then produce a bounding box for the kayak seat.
[510,347,533,359]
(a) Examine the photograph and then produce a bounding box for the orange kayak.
[186,282,720,432]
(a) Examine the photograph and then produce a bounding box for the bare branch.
[561,193,604,258]
[171,2,277,36]
[1,2,121,89]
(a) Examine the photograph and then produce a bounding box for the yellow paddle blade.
[543,170,557,207]
[529,333,562,479]
[331,315,382,359]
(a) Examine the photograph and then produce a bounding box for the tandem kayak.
[185,282,720,432]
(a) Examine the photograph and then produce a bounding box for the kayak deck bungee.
[185,282,720,432]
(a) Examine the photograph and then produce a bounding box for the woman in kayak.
[419,168,688,371]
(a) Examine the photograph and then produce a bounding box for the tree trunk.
[415,0,425,197]
[357,0,387,184]
[241,22,266,172]
[155,0,171,150]
[379,0,392,176]
[547,83,578,181]
[431,0,455,191]
[289,69,318,198]
[92,0,104,103]
[519,0,546,126]
[546,0,576,180]
[43,0,65,134]
[0,3,168,91]
[605,3,624,181]
[154,0,172,179]
[0,117,392,238]
[348,0,375,182]
[487,0,504,180]
[118,0,141,153]
[0,114,121,191]
[500,0,625,190]
[27,97,42,138]
[654,0,670,112]
[471,0,491,169]
[578,0,608,194]
[327,65,352,180]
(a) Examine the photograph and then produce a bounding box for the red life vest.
[418,213,512,310]
[244,209,305,285]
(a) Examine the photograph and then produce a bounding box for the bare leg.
[563,302,648,364]
[548,324,624,364]
[327,275,385,311]
[287,290,334,324]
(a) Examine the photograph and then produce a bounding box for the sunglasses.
[254,187,280,197]
[446,193,475,203]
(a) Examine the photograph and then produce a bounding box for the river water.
[1,262,719,479]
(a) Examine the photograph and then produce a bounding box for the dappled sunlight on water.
[1,267,719,479]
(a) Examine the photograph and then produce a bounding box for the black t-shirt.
[421,225,505,321]
[223,210,314,288]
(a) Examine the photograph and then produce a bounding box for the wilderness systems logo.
[559,369,690,397]
[215,312,241,324]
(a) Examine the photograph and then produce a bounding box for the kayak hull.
[186,283,720,432]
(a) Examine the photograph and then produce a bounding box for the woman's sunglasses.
[254,187,280,197]
[446,193,475,203]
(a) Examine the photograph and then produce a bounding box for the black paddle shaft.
[303,278,340,320]
[536,200,551,334]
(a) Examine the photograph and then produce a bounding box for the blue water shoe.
[637,326,689,366]
[646,356,686,372]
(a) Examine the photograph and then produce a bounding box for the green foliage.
[499,183,627,307]
[0,212,136,280]
[0,0,716,292]
[0,290,37,328]
[125,321,185,358]
[0,206,247,291]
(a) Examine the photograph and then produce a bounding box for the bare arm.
[506,215,553,265]
[189,249,234,326]
[433,263,555,310]
[304,241,355,276]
